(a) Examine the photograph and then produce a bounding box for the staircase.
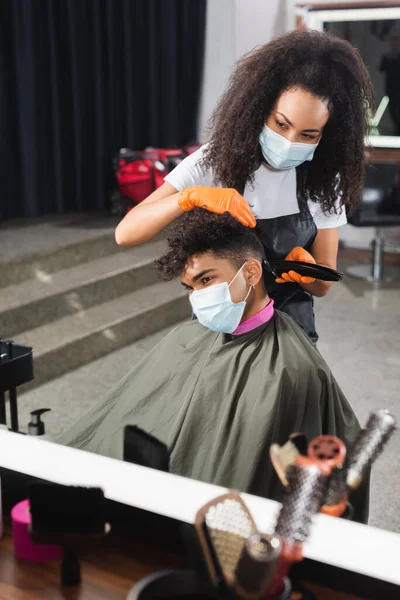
[0,213,191,436]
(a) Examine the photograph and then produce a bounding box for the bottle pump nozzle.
[28,408,51,436]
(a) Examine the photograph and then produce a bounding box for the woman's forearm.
[115,193,183,246]
[299,279,333,297]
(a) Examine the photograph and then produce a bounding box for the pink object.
[11,499,63,563]
[232,299,275,336]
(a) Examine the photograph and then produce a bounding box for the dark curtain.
[0,0,206,219]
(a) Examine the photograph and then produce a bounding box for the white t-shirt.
[165,145,347,229]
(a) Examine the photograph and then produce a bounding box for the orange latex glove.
[275,247,316,284]
[178,186,256,228]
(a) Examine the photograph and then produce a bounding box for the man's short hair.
[154,208,265,281]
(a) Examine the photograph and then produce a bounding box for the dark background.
[0,0,206,219]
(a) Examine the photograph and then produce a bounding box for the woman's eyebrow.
[276,111,320,133]
[276,111,293,127]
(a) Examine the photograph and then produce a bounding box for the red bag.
[115,149,157,207]
[144,147,187,192]
[112,144,201,214]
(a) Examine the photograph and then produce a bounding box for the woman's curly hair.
[154,209,265,280]
[202,29,374,215]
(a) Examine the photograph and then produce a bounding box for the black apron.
[240,166,319,344]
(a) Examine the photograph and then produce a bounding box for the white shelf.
[1,429,399,587]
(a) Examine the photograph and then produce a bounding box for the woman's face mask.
[189,263,253,333]
[259,124,320,170]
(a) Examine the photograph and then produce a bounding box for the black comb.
[269,260,343,282]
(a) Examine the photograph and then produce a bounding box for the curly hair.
[202,29,374,215]
[154,209,265,280]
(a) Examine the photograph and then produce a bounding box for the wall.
[234,0,286,62]
[197,0,377,141]
[197,0,236,142]
[198,0,286,141]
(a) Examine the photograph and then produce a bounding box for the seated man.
[57,209,367,521]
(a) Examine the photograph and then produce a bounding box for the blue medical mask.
[190,264,253,334]
[259,124,320,170]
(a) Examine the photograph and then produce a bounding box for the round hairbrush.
[347,409,396,490]
[308,435,346,470]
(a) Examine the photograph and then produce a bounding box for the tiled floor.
[316,256,400,533]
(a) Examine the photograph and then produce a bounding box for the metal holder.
[0,339,34,433]
[346,231,400,283]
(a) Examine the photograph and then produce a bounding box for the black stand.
[0,339,34,433]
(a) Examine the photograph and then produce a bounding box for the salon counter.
[0,523,366,600]
[0,433,397,600]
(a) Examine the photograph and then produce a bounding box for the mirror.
[1,5,398,548]
[298,4,400,147]
[325,19,400,137]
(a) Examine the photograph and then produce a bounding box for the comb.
[268,259,343,282]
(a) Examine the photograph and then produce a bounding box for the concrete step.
[0,239,167,337]
[0,214,121,288]
[14,280,191,391]
[16,326,177,439]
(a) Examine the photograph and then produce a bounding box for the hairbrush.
[265,259,343,282]
[123,425,169,471]
[264,457,330,599]
[307,435,346,470]
[307,435,348,518]
[320,463,349,517]
[346,409,396,491]
[269,433,308,486]
[235,533,282,599]
[195,492,256,595]
[28,482,110,586]
[195,491,280,599]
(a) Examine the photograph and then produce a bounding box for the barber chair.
[346,162,400,282]
[0,339,34,433]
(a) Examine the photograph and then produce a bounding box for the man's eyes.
[201,276,213,285]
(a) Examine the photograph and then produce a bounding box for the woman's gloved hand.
[178,186,256,228]
[275,247,316,284]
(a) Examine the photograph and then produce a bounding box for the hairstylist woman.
[115,29,374,343]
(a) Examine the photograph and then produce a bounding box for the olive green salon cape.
[57,311,368,522]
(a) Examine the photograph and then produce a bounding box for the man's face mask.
[259,124,320,170]
[189,263,253,334]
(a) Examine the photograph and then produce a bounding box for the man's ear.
[244,259,263,286]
